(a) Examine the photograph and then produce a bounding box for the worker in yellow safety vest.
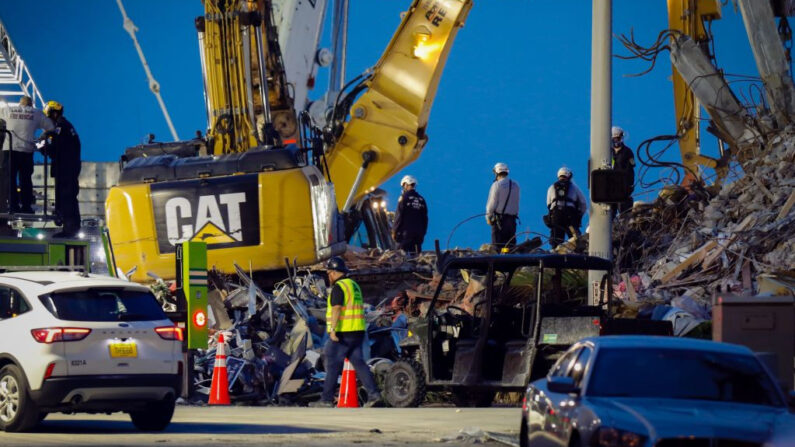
[310,256,382,407]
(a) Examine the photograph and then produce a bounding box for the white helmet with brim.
[493,162,509,174]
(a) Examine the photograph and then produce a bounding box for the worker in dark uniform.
[610,126,635,219]
[486,162,520,252]
[40,101,81,237]
[310,257,381,407]
[392,175,428,253]
[545,167,587,249]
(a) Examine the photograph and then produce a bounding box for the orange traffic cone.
[208,333,231,405]
[337,358,359,408]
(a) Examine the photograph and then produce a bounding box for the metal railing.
[0,17,45,108]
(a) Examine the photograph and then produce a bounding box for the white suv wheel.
[0,375,19,422]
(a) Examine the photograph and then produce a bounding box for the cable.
[445,213,486,249]
[634,134,689,189]
[328,70,372,133]
[116,0,179,141]
[615,29,682,77]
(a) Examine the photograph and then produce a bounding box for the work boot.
[308,400,334,408]
[364,391,383,408]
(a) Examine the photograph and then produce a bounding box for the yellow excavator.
[105,0,472,282]
[666,0,727,186]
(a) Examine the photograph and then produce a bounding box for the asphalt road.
[0,406,520,446]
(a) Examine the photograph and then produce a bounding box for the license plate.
[109,342,138,358]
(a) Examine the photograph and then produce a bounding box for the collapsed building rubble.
[594,0,795,337]
[605,116,795,336]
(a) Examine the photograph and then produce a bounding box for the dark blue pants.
[9,151,33,212]
[321,331,379,402]
[398,233,423,253]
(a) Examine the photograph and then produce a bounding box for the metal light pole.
[328,0,349,104]
[588,0,612,306]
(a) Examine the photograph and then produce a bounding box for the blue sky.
[0,1,763,249]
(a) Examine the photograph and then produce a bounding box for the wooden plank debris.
[751,176,776,202]
[703,215,757,268]
[776,190,795,221]
[661,240,718,284]
[742,259,752,291]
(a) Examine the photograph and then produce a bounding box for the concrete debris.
[438,426,517,446]
[612,125,795,336]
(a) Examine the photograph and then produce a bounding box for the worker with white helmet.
[544,166,587,249]
[486,162,520,252]
[392,174,428,253]
[611,126,636,217]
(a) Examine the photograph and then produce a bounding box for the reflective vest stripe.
[326,278,366,333]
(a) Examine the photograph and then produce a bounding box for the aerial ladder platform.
[0,18,45,108]
[0,17,53,229]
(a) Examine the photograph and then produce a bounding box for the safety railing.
[0,17,45,108]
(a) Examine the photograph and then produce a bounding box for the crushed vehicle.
[382,252,672,408]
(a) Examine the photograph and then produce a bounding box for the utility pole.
[588,0,612,306]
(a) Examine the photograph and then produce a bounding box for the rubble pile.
[610,129,795,334]
[161,250,462,404]
[190,265,329,404]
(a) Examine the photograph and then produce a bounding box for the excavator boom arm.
[666,0,723,182]
[326,0,473,210]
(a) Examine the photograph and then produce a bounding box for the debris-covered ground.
[605,128,795,336]
[151,245,585,405]
[148,248,486,405]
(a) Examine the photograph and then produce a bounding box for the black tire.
[451,389,496,407]
[519,414,528,447]
[129,396,175,431]
[384,360,425,408]
[0,365,39,432]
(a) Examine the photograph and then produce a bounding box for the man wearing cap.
[392,174,428,253]
[486,162,520,252]
[311,256,381,407]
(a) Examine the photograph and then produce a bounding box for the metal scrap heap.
[166,249,476,404]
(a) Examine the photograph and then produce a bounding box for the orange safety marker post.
[337,358,359,408]
[208,333,231,405]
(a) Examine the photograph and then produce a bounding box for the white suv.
[0,271,182,432]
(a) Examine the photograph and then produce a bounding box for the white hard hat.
[493,162,509,174]
[557,166,572,179]
[612,126,625,139]
[400,175,417,186]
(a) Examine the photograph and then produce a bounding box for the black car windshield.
[587,347,784,407]
[40,288,168,322]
